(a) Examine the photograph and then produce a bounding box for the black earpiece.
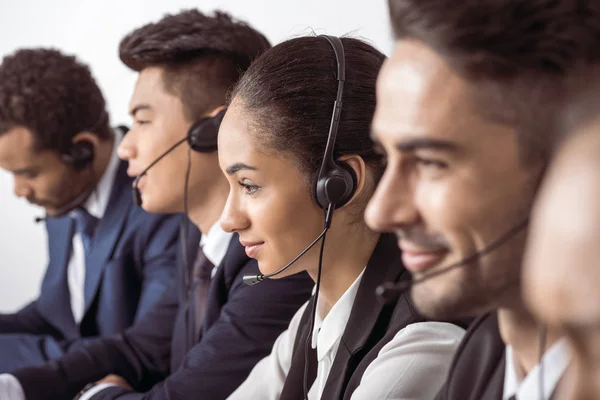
[62,141,94,170]
[187,108,227,153]
[314,35,357,211]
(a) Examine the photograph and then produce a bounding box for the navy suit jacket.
[0,158,181,370]
[13,220,314,400]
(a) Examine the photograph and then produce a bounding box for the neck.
[91,135,115,187]
[498,304,562,378]
[187,175,229,235]
[311,223,380,318]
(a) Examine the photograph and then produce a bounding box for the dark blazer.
[0,157,181,372]
[280,234,435,400]
[13,221,314,400]
[434,313,510,400]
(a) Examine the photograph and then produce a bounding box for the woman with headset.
[218,35,465,399]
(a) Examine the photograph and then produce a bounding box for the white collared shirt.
[200,219,234,273]
[67,130,121,324]
[308,269,364,398]
[227,272,465,400]
[503,338,571,400]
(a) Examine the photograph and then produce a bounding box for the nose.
[220,191,250,233]
[365,163,420,233]
[117,131,136,162]
[13,177,32,199]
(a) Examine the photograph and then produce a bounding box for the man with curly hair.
[0,9,312,400]
[0,49,181,371]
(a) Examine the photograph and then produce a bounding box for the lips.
[239,239,264,259]
[399,243,448,273]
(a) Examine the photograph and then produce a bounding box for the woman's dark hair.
[119,9,271,122]
[0,48,111,153]
[387,0,600,165]
[231,36,385,193]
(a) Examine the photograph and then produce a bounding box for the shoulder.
[440,312,506,399]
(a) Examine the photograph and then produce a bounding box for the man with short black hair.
[366,1,600,398]
[0,48,181,373]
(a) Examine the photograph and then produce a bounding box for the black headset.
[243,35,358,286]
[132,107,227,207]
[187,108,227,153]
[61,141,95,170]
[314,35,357,213]
[59,111,112,170]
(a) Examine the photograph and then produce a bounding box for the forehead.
[218,101,259,165]
[0,126,37,167]
[218,101,301,175]
[373,39,487,144]
[130,67,178,110]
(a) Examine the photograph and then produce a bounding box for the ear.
[336,154,367,208]
[71,131,101,149]
[208,105,227,118]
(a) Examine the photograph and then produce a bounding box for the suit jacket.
[280,234,431,400]
[13,220,314,400]
[0,157,181,359]
[434,312,520,400]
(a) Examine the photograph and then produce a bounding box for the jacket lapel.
[322,233,404,399]
[39,217,79,339]
[82,160,132,316]
[200,234,246,338]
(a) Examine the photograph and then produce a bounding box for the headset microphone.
[34,167,97,223]
[375,216,530,303]
[132,109,227,207]
[132,137,188,207]
[242,205,335,286]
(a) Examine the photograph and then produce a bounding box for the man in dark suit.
[364,0,600,398]
[0,49,181,372]
[0,10,313,400]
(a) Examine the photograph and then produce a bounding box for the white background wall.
[0,0,393,312]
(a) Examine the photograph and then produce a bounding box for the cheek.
[415,180,468,233]
[251,187,323,257]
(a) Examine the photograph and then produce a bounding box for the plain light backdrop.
[0,0,393,312]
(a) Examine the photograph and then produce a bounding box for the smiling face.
[218,101,325,276]
[365,40,541,318]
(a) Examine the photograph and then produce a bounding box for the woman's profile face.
[218,101,325,278]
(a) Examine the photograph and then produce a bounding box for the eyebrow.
[394,137,458,152]
[130,104,151,117]
[225,162,257,175]
[12,166,38,176]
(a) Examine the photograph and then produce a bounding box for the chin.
[411,275,492,319]
[140,195,180,215]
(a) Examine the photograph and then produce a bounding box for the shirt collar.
[200,221,234,267]
[84,129,121,219]
[311,268,366,361]
[503,338,571,400]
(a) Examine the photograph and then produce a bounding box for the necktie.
[191,246,214,340]
[71,208,98,255]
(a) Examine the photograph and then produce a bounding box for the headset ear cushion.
[187,115,222,153]
[64,141,94,169]
[336,161,358,207]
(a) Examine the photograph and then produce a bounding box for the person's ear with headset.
[221,35,466,400]
[0,49,113,220]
